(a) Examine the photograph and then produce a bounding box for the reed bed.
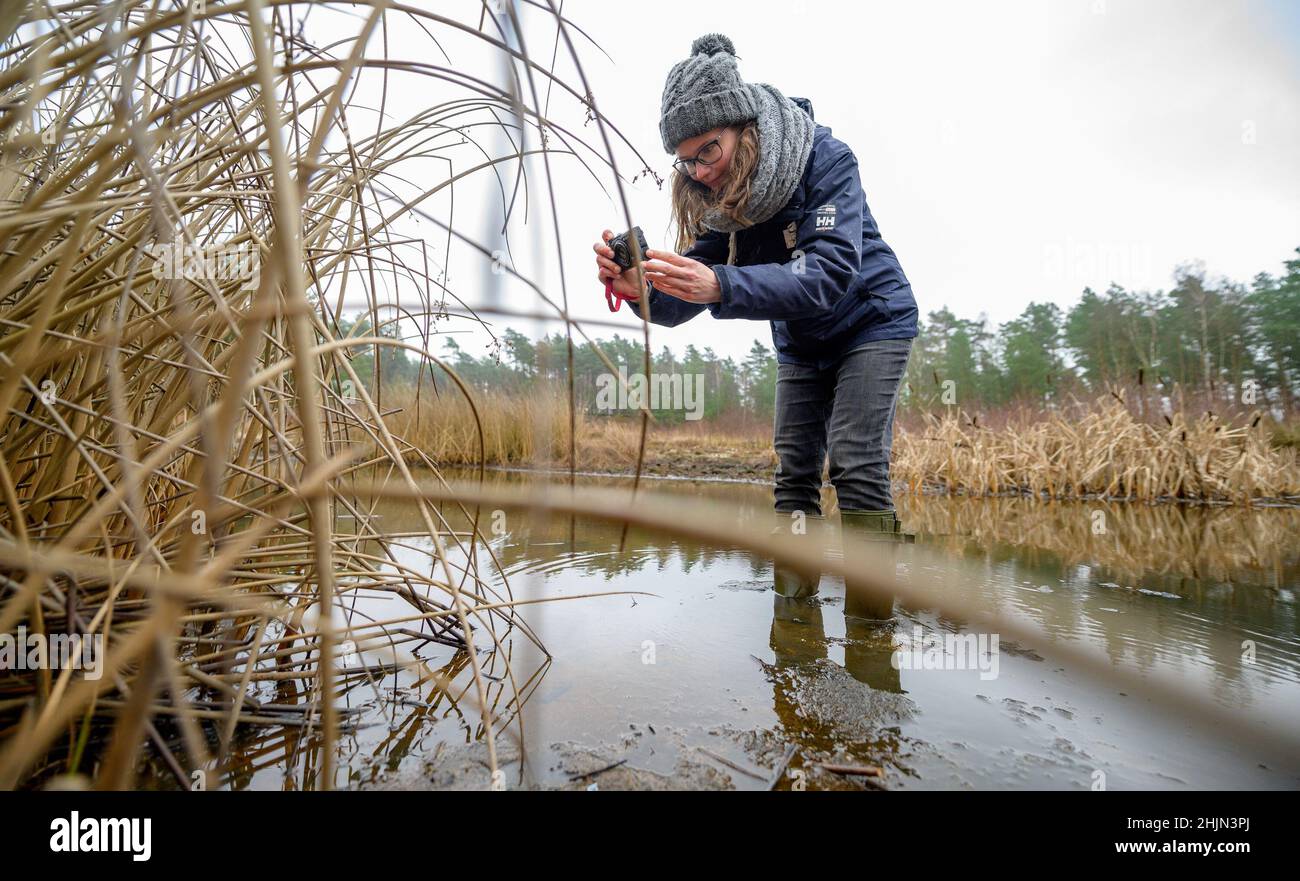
[894,401,1300,503]
[0,0,670,790]
[384,382,774,475]
[397,386,1299,504]
[385,384,605,467]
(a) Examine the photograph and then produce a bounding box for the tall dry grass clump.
[385,382,1298,503]
[384,383,766,474]
[892,400,1300,503]
[0,0,671,790]
[385,383,587,467]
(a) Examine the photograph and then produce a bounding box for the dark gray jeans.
[772,338,913,515]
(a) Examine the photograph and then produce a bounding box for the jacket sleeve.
[706,148,865,321]
[626,229,730,328]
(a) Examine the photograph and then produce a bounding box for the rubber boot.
[770,510,824,599]
[839,508,912,621]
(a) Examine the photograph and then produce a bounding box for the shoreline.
[444,462,1300,508]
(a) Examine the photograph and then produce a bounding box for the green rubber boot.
[840,508,913,621]
[770,510,824,599]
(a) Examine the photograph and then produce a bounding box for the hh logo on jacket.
[815,203,837,229]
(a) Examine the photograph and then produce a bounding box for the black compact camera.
[608,226,649,272]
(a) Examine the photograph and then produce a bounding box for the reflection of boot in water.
[843,616,903,692]
[840,509,913,621]
[767,595,827,741]
[769,594,828,668]
[773,562,820,599]
[770,511,825,599]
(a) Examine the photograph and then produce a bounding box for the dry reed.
[0,0,665,790]
[893,401,1300,503]
[393,386,1299,504]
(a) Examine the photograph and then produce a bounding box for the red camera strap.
[604,279,638,312]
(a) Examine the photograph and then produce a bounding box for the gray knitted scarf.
[700,83,815,234]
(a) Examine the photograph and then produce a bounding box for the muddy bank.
[469,446,778,484]
[357,652,920,792]
[484,460,772,484]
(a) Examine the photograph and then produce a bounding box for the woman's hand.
[593,230,647,302]
[643,249,722,304]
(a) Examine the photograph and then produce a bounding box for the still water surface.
[170,470,1300,790]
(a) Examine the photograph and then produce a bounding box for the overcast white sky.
[313,0,1300,365]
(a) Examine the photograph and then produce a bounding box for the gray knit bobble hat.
[659,33,761,154]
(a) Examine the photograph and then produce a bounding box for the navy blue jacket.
[629,101,918,370]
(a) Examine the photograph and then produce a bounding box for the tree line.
[906,248,1300,413]
[342,246,1300,420]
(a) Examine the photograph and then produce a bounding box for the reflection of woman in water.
[592,33,918,602]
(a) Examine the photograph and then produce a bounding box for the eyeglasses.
[672,136,723,177]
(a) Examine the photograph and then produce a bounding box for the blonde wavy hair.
[669,120,761,253]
